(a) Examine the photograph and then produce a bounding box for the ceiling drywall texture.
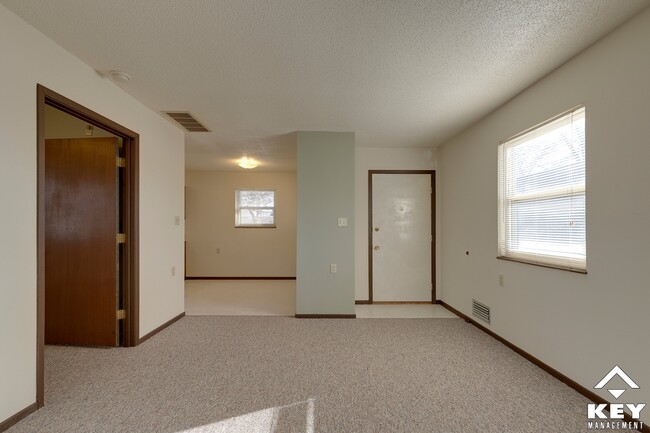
[2,0,648,171]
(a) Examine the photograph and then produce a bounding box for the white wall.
[0,4,185,423]
[439,8,650,422]
[44,105,115,138]
[185,171,296,277]
[354,147,438,300]
[297,132,355,315]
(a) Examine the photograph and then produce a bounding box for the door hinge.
[117,233,126,244]
[116,157,126,167]
[116,309,126,320]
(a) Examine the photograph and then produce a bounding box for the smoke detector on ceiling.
[110,70,131,83]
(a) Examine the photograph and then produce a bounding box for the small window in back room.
[235,189,276,227]
[498,106,586,272]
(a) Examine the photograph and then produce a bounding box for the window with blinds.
[235,189,276,227]
[498,106,586,272]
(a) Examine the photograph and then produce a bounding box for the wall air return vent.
[472,299,491,324]
[163,111,210,132]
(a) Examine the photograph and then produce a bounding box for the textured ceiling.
[2,0,648,171]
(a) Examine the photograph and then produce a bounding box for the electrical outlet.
[330,264,337,273]
[499,274,504,287]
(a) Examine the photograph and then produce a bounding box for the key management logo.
[587,366,646,430]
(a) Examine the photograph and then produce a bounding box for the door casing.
[364,170,436,304]
[36,84,140,408]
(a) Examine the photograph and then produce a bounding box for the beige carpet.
[8,317,593,433]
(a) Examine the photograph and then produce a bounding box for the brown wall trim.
[139,312,185,344]
[368,170,436,304]
[439,301,649,433]
[367,171,373,303]
[0,402,38,432]
[295,314,356,319]
[185,276,296,280]
[355,300,433,305]
[37,85,140,408]
[372,301,433,305]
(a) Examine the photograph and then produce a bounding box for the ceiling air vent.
[472,299,491,324]
[163,111,209,132]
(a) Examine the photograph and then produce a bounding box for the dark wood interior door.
[45,137,119,346]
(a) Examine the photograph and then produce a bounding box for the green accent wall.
[296,132,355,315]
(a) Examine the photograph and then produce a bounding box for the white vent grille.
[163,111,209,132]
[472,299,490,324]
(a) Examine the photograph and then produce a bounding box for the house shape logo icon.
[594,366,639,399]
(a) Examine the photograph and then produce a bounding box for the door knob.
[374,227,380,232]
[374,245,380,250]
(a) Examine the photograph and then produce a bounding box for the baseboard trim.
[295,314,356,319]
[0,402,38,432]
[355,300,436,305]
[185,276,296,280]
[372,301,433,305]
[439,301,649,433]
[139,312,185,344]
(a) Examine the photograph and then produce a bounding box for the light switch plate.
[337,217,348,227]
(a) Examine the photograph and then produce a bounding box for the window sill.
[496,256,587,274]
[235,225,277,229]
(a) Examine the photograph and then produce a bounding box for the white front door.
[371,172,433,302]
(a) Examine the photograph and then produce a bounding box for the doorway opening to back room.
[37,85,140,407]
[184,139,297,316]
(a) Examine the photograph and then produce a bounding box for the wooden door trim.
[36,85,140,408]
[366,170,436,304]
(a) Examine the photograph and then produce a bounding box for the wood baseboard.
[185,276,296,280]
[295,314,356,319]
[439,301,649,433]
[371,301,433,305]
[355,300,436,305]
[0,402,38,432]
[139,312,185,344]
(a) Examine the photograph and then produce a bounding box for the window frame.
[235,189,277,228]
[497,106,587,273]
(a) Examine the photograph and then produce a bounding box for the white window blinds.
[498,106,586,272]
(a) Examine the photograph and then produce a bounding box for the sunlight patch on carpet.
[178,399,316,433]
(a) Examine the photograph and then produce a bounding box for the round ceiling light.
[238,156,258,169]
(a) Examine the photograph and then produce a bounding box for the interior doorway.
[367,170,435,303]
[36,85,140,407]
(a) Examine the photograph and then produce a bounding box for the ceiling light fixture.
[110,70,131,83]
[238,156,258,169]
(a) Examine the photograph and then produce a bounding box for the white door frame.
[365,170,436,304]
